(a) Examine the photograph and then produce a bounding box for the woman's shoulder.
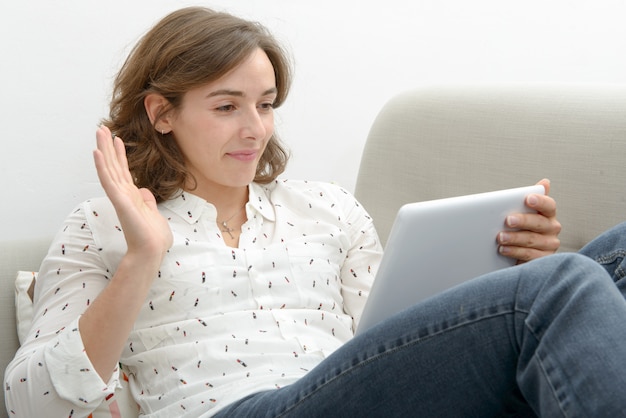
[61,197,124,247]
[256,179,370,226]
[66,196,118,225]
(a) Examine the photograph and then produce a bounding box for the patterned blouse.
[6,179,383,417]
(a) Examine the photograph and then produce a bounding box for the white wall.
[2,0,626,241]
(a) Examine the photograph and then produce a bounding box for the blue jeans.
[216,223,626,417]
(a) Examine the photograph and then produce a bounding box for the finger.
[498,245,552,263]
[505,212,544,232]
[94,127,132,201]
[506,212,562,237]
[96,126,132,188]
[524,193,557,218]
[95,125,115,160]
[95,126,119,183]
[94,127,114,184]
[139,187,158,209]
[498,230,561,252]
[94,147,117,196]
[112,135,134,185]
[535,178,551,195]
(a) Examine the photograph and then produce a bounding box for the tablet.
[355,184,545,335]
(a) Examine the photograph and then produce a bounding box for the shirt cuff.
[44,316,119,407]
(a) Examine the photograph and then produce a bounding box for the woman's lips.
[226,150,258,162]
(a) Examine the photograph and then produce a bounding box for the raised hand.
[497,178,562,263]
[93,126,173,259]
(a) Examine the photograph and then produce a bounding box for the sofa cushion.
[15,271,36,345]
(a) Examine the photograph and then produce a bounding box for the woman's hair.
[102,7,292,202]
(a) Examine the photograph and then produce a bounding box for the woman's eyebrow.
[262,87,278,96]
[206,87,277,98]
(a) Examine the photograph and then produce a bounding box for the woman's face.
[167,48,277,195]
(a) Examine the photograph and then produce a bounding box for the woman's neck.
[202,186,248,248]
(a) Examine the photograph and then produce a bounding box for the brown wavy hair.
[102,7,292,202]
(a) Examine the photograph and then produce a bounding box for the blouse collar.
[160,182,277,224]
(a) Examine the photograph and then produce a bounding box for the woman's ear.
[144,93,173,134]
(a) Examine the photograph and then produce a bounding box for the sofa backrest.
[355,85,626,252]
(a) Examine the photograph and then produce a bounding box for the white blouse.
[5,179,383,417]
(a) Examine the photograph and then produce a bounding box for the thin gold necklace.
[218,205,246,239]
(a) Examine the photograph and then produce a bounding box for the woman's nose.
[240,107,269,140]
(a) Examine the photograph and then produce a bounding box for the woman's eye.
[259,102,274,111]
[216,104,235,112]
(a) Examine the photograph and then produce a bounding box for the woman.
[8,6,625,417]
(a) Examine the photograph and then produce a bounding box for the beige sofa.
[355,84,626,250]
[3,84,626,417]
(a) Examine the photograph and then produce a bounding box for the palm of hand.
[93,126,173,257]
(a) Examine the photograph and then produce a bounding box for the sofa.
[3,84,626,417]
[355,84,626,250]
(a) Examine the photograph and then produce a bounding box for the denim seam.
[524,324,569,418]
[276,309,518,417]
[592,249,626,280]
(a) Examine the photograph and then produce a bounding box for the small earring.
[161,129,165,135]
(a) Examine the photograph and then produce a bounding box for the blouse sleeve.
[336,188,384,329]
[4,201,120,417]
